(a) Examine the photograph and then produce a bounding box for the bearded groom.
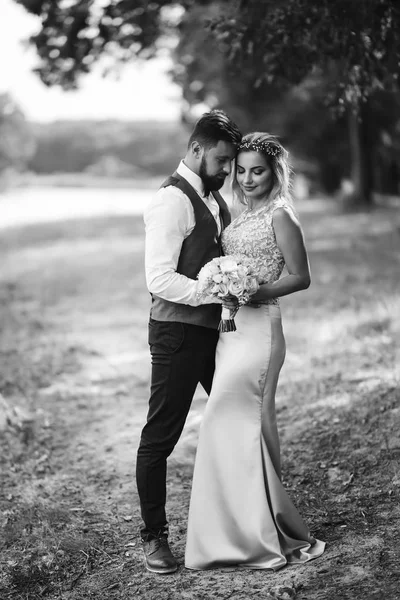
[136,110,242,574]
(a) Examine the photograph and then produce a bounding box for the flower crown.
[237,140,282,157]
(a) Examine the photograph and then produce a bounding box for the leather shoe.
[142,534,178,574]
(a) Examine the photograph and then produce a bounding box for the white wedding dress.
[185,198,325,570]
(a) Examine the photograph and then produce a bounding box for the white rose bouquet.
[197,255,265,332]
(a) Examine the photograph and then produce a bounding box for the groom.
[136,110,242,573]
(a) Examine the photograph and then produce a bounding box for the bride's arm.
[251,207,311,302]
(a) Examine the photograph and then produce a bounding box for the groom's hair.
[188,110,242,150]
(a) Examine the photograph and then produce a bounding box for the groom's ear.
[190,140,203,159]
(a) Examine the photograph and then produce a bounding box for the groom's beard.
[199,156,226,195]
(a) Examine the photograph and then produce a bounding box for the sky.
[0,0,182,122]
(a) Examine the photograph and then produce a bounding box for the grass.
[0,196,399,599]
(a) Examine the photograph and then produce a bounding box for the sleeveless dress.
[185,198,325,570]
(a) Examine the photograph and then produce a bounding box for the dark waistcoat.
[150,171,231,329]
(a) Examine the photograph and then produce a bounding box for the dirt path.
[1,198,400,599]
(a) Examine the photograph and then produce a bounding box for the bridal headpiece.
[237,140,282,157]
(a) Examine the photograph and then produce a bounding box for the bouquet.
[197,255,264,332]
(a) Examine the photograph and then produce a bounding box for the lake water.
[0,186,156,229]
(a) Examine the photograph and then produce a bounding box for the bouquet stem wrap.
[219,307,237,333]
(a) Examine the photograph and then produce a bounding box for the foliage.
[15,0,400,199]
[212,0,400,110]
[28,119,188,175]
[0,94,35,173]
[172,2,282,131]
[279,79,400,194]
[208,0,400,202]
[16,0,400,109]
[173,2,400,194]
[15,0,202,88]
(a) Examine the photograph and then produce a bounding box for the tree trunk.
[347,102,374,207]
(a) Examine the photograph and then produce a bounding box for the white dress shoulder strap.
[270,197,297,218]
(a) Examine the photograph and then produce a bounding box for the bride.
[185,132,325,570]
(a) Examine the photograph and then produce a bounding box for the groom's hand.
[221,295,239,310]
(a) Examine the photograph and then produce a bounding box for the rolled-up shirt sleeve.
[144,187,214,306]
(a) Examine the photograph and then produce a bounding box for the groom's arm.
[144,186,212,306]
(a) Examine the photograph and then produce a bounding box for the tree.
[172,2,400,198]
[211,0,400,205]
[0,94,35,176]
[171,2,283,131]
[28,119,189,175]
[171,4,350,194]
[16,0,400,203]
[15,0,196,88]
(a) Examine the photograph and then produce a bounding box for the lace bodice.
[222,198,292,305]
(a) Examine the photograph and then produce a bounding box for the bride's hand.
[246,289,262,308]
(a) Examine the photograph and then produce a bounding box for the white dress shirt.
[144,161,223,306]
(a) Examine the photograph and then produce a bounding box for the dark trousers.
[136,318,218,539]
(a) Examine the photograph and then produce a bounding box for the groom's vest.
[150,171,231,329]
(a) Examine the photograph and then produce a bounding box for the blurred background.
[1,0,400,213]
[1,0,186,225]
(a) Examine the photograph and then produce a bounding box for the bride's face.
[236,151,272,202]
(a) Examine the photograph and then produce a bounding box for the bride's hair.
[232,132,293,213]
